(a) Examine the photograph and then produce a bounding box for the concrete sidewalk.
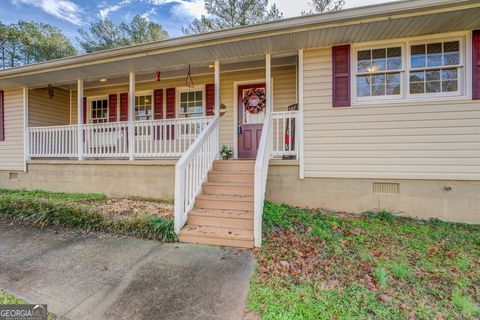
[0,221,253,320]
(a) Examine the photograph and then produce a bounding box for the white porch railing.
[271,111,298,159]
[254,111,273,247]
[174,116,220,233]
[28,117,213,159]
[29,125,78,158]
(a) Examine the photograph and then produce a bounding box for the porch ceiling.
[0,0,479,89]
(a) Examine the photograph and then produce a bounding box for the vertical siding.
[303,47,480,180]
[29,87,70,127]
[0,88,24,170]
[71,66,297,148]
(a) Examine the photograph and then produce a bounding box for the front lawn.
[248,202,480,319]
[0,189,176,242]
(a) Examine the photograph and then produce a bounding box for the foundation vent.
[9,172,19,180]
[373,182,399,194]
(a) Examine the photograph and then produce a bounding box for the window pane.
[442,68,457,80]
[410,82,425,94]
[357,50,371,72]
[196,91,202,101]
[386,73,401,95]
[357,75,371,97]
[444,53,460,66]
[426,70,440,81]
[411,45,425,68]
[372,48,386,72]
[442,80,458,92]
[410,71,425,82]
[181,92,187,101]
[427,43,442,67]
[444,41,459,52]
[387,47,402,70]
[188,92,194,101]
[426,81,441,93]
[371,74,385,96]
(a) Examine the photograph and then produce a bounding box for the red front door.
[237,84,266,159]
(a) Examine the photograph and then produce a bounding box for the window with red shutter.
[0,90,4,141]
[473,30,480,100]
[205,84,215,116]
[153,89,164,119]
[119,93,128,121]
[108,94,117,122]
[332,45,351,107]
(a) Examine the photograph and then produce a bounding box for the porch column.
[265,53,272,113]
[23,87,29,170]
[298,50,305,179]
[214,60,220,115]
[77,79,84,160]
[128,72,135,161]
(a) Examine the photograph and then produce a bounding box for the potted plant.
[220,145,233,160]
[219,103,227,116]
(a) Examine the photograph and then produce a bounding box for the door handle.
[237,126,243,134]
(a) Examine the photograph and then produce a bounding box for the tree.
[77,15,169,53]
[302,0,345,15]
[0,21,76,69]
[182,0,284,35]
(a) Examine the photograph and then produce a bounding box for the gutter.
[0,0,477,79]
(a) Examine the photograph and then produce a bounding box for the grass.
[0,290,63,319]
[248,202,480,320]
[0,189,176,242]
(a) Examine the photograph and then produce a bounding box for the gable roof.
[0,0,479,89]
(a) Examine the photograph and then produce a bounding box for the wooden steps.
[179,160,255,248]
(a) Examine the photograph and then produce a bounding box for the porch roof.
[0,0,479,89]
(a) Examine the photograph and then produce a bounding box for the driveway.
[0,221,253,320]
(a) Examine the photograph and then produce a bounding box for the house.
[0,0,479,248]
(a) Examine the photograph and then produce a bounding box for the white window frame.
[134,90,153,121]
[88,96,109,124]
[176,85,206,118]
[353,43,406,103]
[351,31,472,105]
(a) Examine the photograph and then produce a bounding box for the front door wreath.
[243,88,266,114]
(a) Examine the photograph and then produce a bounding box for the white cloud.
[144,0,205,19]
[11,0,84,25]
[99,0,132,19]
[141,7,157,20]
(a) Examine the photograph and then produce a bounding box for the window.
[356,46,402,98]
[179,90,203,118]
[409,41,461,95]
[352,35,467,103]
[135,94,152,120]
[90,99,108,123]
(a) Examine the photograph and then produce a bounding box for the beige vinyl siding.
[29,87,70,127]
[71,66,297,147]
[0,88,24,171]
[303,47,480,180]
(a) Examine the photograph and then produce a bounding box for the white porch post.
[23,87,29,171]
[214,60,221,115]
[265,53,272,113]
[77,79,84,160]
[128,72,135,161]
[298,50,305,179]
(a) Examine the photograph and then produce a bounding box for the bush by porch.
[0,189,176,242]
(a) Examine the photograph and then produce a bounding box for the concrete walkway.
[0,221,253,320]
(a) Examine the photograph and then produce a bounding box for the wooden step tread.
[203,181,253,187]
[180,225,253,241]
[189,208,253,219]
[210,170,254,175]
[197,194,254,202]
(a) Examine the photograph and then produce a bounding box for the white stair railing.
[254,111,273,247]
[174,116,220,233]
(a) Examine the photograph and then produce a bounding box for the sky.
[0,0,398,44]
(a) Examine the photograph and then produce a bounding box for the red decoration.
[242,88,266,114]
[156,71,161,82]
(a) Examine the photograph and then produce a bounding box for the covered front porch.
[25,54,301,162]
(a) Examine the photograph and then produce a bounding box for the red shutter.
[473,30,480,100]
[332,45,351,107]
[83,97,87,124]
[0,90,4,141]
[108,94,117,122]
[153,89,164,119]
[166,88,175,139]
[119,93,128,121]
[205,84,215,116]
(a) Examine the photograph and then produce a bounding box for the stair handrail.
[254,111,273,247]
[174,115,220,233]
